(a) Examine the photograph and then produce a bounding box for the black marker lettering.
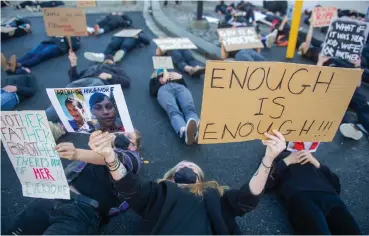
[288,68,310,95]
[266,68,285,91]
[256,120,273,135]
[247,68,265,91]
[270,97,286,119]
[238,122,254,137]
[221,123,241,139]
[229,68,248,89]
[279,120,296,135]
[313,71,334,93]
[211,68,225,89]
[299,120,315,136]
[254,97,268,116]
[203,123,218,140]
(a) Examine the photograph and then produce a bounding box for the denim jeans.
[1,89,18,110]
[169,50,200,73]
[5,196,100,235]
[287,191,361,234]
[346,87,369,132]
[18,43,61,67]
[157,83,199,135]
[104,37,138,56]
[235,49,265,62]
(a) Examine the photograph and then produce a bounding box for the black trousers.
[287,191,361,235]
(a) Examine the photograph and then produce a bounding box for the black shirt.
[2,73,37,101]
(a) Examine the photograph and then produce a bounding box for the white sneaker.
[266,29,277,48]
[48,122,66,141]
[339,123,363,140]
[84,52,105,63]
[185,118,197,145]
[114,50,125,63]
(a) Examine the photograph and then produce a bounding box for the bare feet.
[9,55,17,72]
[93,24,100,36]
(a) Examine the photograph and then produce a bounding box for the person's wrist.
[283,157,290,166]
[262,156,274,167]
[104,152,116,163]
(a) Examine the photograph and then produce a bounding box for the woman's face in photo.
[91,96,117,127]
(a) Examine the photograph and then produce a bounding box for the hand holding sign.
[262,130,286,161]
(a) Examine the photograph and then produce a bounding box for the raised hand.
[88,130,115,161]
[55,142,77,161]
[262,130,286,162]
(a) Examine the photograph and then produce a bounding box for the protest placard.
[114,29,142,37]
[46,85,134,133]
[152,56,174,69]
[42,8,88,37]
[217,27,264,51]
[312,7,337,27]
[322,18,369,62]
[198,61,363,144]
[153,38,197,51]
[1,26,17,33]
[0,111,70,199]
[76,0,96,8]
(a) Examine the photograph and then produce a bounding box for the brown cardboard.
[152,56,174,69]
[198,61,363,144]
[42,8,88,37]
[153,38,197,51]
[1,26,17,33]
[76,0,96,8]
[312,7,337,27]
[114,29,142,37]
[217,27,264,52]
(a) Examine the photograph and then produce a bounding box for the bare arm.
[55,142,107,165]
[279,16,288,31]
[302,23,314,54]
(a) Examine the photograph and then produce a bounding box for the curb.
[150,0,221,60]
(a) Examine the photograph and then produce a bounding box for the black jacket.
[114,171,260,234]
[42,36,81,54]
[69,64,130,89]
[105,14,133,28]
[149,77,186,96]
[266,152,341,203]
[1,17,31,40]
[2,73,37,101]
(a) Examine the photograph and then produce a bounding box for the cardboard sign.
[322,18,369,62]
[1,26,17,33]
[312,7,337,27]
[76,0,96,8]
[152,56,174,69]
[46,85,134,133]
[0,111,70,199]
[217,27,264,52]
[114,29,142,37]
[153,38,197,51]
[198,61,363,144]
[42,8,88,37]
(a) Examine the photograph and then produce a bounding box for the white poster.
[46,85,134,133]
[0,111,70,199]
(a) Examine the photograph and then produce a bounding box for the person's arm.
[110,67,131,88]
[222,130,287,217]
[319,164,341,194]
[68,51,81,82]
[15,74,37,97]
[121,15,133,27]
[302,23,314,54]
[220,44,229,60]
[149,77,162,96]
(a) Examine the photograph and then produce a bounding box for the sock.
[87,27,94,34]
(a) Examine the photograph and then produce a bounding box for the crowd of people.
[1,1,369,235]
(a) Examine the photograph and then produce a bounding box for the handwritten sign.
[0,111,70,199]
[42,8,88,37]
[114,29,142,37]
[312,7,337,27]
[153,38,197,51]
[76,0,96,8]
[322,18,369,62]
[46,85,134,133]
[198,61,362,144]
[217,27,263,52]
[152,56,174,69]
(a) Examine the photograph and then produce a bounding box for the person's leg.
[5,199,54,235]
[326,206,361,234]
[181,50,200,67]
[1,90,19,110]
[174,84,199,123]
[17,43,44,65]
[104,37,123,56]
[169,50,187,73]
[235,49,254,61]
[19,44,60,67]
[249,50,266,61]
[349,87,369,132]
[287,192,331,234]
[44,200,100,235]
[157,84,186,136]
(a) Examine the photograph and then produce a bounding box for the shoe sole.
[185,119,197,145]
[339,124,363,140]
[114,50,124,62]
[84,52,104,63]
[191,67,205,77]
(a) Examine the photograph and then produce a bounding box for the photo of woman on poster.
[89,92,125,132]
[65,97,95,132]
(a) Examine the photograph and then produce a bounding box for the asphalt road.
[1,12,369,234]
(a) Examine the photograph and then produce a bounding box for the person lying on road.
[86,12,132,36]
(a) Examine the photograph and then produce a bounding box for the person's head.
[113,129,141,151]
[220,1,225,4]
[65,97,84,123]
[89,93,117,129]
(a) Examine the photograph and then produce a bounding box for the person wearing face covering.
[89,129,288,234]
[5,131,141,235]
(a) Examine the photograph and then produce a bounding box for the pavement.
[1,2,369,235]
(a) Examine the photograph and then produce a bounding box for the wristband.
[261,160,272,168]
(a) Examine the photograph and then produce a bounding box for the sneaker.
[9,55,17,72]
[194,120,200,142]
[114,50,125,62]
[339,123,363,140]
[184,118,197,145]
[48,122,66,141]
[189,66,205,77]
[1,53,9,71]
[25,5,34,12]
[84,52,105,63]
[266,29,277,48]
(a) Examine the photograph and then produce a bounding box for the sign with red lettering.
[198,61,362,144]
[0,111,70,199]
[42,8,88,37]
[76,0,96,8]
[312,7,337,27]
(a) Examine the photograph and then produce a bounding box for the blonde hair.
[158,161,229,197]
